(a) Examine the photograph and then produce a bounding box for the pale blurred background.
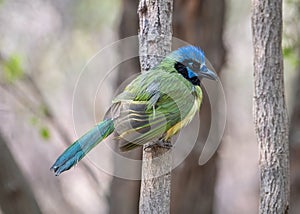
[0,0,299,213]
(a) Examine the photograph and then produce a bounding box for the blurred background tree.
[285,0,300,213]
[0,0,298,213]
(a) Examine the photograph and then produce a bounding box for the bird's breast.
[164,86,202,140]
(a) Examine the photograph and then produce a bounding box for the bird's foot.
[144,139,172,152]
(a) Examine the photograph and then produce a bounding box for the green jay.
[51,46,217,176]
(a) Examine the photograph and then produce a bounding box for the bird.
[50,46,217,176]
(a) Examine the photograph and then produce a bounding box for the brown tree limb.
[138,0,173,213]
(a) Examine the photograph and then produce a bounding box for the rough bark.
[0,131,42,214]
[171,0,225,213]
[138,0,173,213]
[251,0,290,213]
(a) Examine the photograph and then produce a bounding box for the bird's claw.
[144,139,172,152]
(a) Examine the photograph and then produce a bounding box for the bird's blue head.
[167,46,217,85]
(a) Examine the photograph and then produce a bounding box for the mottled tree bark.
[138,0,173,213]
[0,131,42,214]
[251,0,290,213]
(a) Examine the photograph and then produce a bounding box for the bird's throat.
[174,62,201,86]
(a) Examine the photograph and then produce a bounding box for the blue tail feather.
[50,119,114,176]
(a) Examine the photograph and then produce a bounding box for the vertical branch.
[138,0,173,71]
[252,0,289,213]
[138,0,173,213]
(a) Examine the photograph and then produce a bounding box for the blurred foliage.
[283,46,300,67]
[72,0,120,31]
[39,126,50,140]
[30,116,51,141]
[2,54,24,83]
[0,0,123,145]
[283,0,300,68]
[30,117,39,126]
[39,104,51,118]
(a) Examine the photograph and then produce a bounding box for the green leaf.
[2,54,24,83]
[39,126,50,140]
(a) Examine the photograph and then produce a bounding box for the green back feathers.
[111,69,202,151]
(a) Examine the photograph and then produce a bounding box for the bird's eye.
[191,61,200,70]
[182,59,201,71]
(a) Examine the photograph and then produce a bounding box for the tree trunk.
[0,131,42,214]
[138,0,173,213]
[251,1,290,213]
